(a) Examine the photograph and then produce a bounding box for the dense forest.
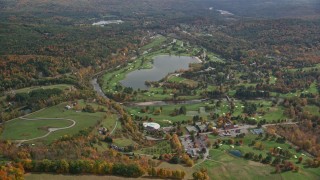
[0,0,320,179]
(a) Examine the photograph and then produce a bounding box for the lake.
[120,55,200,90]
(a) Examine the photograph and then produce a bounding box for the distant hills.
[206,0,320,18]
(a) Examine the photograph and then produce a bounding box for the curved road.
[15,116,76,145]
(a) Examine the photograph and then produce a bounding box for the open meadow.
[1,100,112,144]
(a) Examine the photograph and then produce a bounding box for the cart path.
[110,120,118,135]
[15,116,76,145]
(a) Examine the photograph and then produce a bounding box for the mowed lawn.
[1,119,72,140]
[204,134,320,180]
[195,149,320,180]
[1,101,106,143]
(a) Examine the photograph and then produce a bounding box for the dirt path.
[110,120,118,135]
[15,116,76,145]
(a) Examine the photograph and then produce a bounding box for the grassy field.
[270,82,318,99]
[126,102,214,126]
[0,84,73,101]
[194,148,320,180]
[11,84,73,94]
[288,63,320,72]
[1,100,107,143]
[135,141,172,155]
[99,113,119,133]
[140,35,168,51]
[168,75,198,86]
[195,149,279,180]
[126,99,288,127]
[203,134,320,180]
[304,105,320,116]
[1,118,72,140]
[113,137,136,147]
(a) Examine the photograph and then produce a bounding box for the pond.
[120,55,200,90]
[229,150,242,157]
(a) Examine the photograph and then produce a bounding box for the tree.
[179,106,187,115]
[56,159,69,173]
[193,168,209,180]
[83,104,95,113]
[243,102,257,116]
[170,156,180,164]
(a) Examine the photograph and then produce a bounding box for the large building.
[143,122,160,131]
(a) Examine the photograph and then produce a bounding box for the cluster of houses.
[185,122,210,134]
[180,134,209,158]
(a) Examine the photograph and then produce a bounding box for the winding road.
[15,116,76,145]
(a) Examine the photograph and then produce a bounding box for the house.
[250,128,264,135]
[162,126,174,133]
[186,149,198,158]
[186,126,199,133]
[196,124,208,133]
[98,127,108,135]
[65,105,72,110]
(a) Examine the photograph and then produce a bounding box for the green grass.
[303,105,320,116]
[208,133,312,161]
[0,84,73,101]
[100,114,119,132]
[195,150,279,180]
[13,84,73,93]
[167,75,198,87]
[1,101,106,143]
[271,82,318,99]
[141,35,167,51]
[288,63,320,72]
[1,118,72,140]
[269,76,277,84]
[202,134,320,180]
[113,138,136,147]
[127,99,289,127]
[135,141,172,155]
[126,102,215,126]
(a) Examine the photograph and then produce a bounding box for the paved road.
[90,78,109,99]
[15,116,76,145]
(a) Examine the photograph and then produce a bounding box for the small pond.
[229,150,242,157]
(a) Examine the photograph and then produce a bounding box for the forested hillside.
[0,0,319,179]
